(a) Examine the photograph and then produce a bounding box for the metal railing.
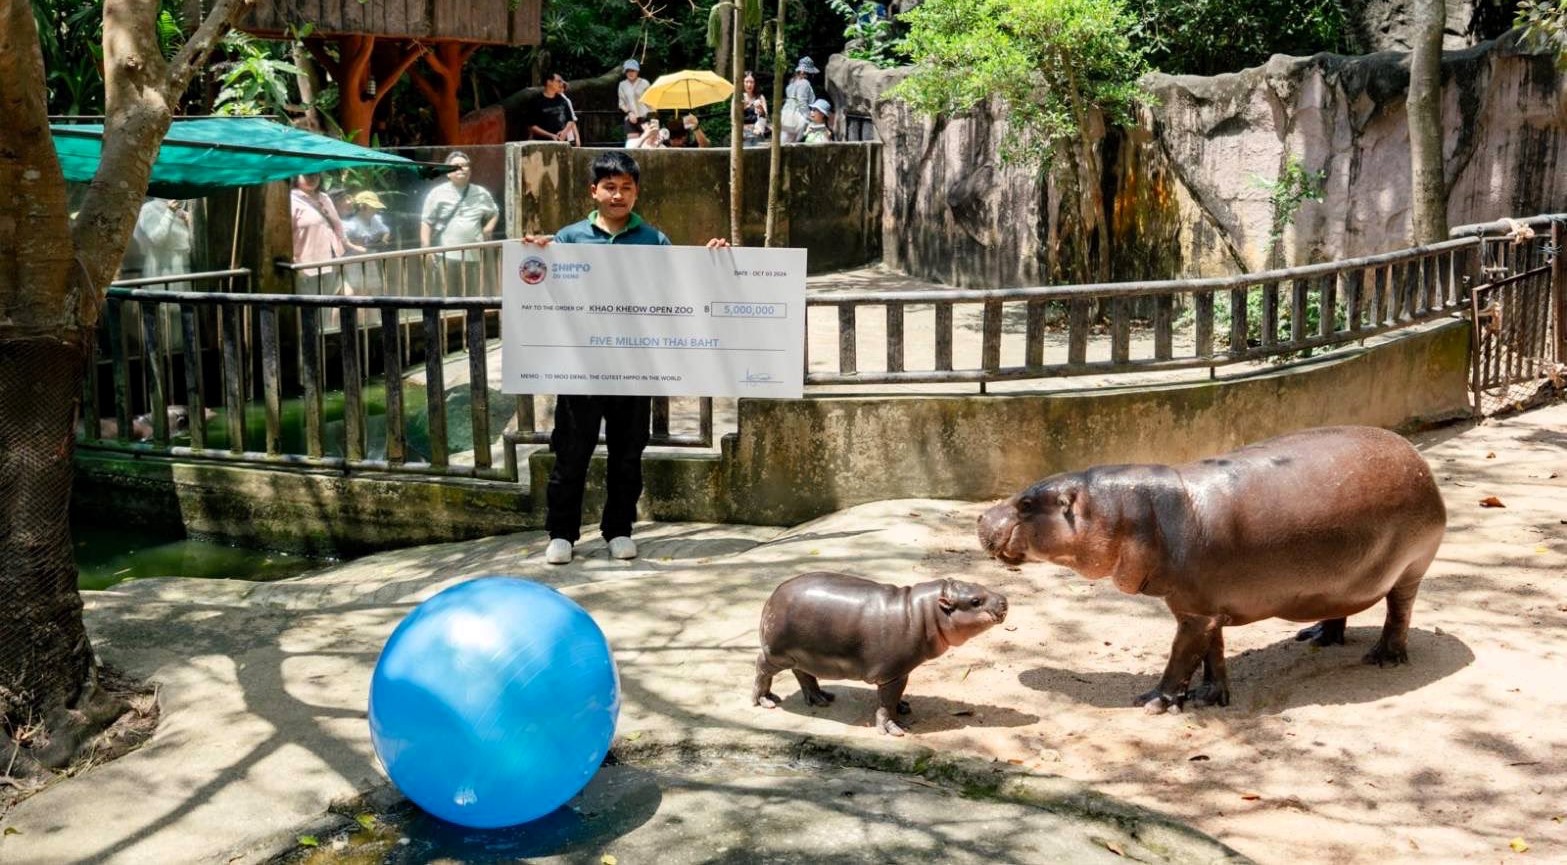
[275,243,716,451]
[82,219,1560,479]
[802,237,1484,385]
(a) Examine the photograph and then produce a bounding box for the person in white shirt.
[617,59,652,139]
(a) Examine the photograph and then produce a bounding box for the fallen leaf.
[1553,815,1563,823]
[1509,837,1529,853]
[602,855,619,865]
[1007,758,1024,765]
[1485,452,1497,459]
[1535,545,1549,554]
[1004,625,1018,631]
[950,709,974,716]
[1099,838,1127,857]
[1479,496,1506,508]
[1189,754,1210,762]
[3,827,19,836]
[1241,794,1262,801]
[624,731,643,741]
[355,813,375,830]
[297,835,319,848]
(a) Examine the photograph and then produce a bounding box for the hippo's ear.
[937,580,956,612]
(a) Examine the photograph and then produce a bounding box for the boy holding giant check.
[505,152,806,565]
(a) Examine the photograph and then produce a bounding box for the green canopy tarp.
[51,116,451,199]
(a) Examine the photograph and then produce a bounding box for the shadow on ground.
[1019,626,1475,713]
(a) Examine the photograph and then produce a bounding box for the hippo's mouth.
[987,523,1026,565]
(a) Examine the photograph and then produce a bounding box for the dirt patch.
[881,411,1567,864]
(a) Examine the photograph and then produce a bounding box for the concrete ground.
[2,403,1563,864]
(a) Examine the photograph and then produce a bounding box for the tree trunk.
[308,36,427,146]
[293,40,325,132]
[714,2,732,80]
[1,0,250,777]
[764,0,787,247]
[730,2,744,244]
[1408,0,1447,244]
[413,43,479,146]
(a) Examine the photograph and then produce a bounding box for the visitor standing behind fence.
[780,56,817,144]
[520,151,729,566]
[132,197,194,290]
[741,71,768,146]
[420,151,499,296]
[802,98,834,143]
[528,73,580,145]
[291,172,349,294]
[618,59,652,137]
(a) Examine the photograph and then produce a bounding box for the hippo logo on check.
[518,257,548,285]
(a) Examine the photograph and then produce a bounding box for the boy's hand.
[523,234,555,246]
[704,238,731,249]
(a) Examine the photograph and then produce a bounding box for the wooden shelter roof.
[241,0,541,45]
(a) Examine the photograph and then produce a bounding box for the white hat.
[809,98,832,116]
[623,59,641,72]
[796,56,819,74]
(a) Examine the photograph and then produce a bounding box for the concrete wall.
[506,141,882,273]
[73,455,531,557]
[76,320,1470,551]
[827,33,1567,287]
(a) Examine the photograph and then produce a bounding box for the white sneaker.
[545,538,573,564]
[608,536,638,560]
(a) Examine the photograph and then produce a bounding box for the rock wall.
[827,31,1567,287]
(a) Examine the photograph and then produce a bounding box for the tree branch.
[370,40,428,111]
[166,0,256,99]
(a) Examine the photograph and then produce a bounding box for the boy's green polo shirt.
[553,211,671,246]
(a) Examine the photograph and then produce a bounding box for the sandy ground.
[841,408,1567,864]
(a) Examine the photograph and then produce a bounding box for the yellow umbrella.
[640,69,735,111]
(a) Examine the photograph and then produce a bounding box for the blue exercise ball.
[369,577,620,828]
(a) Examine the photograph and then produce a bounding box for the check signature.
[742,368,777,384]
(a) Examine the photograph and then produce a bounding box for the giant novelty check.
[500,242,807,398]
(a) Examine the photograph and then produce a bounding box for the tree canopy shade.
[49,116,452,198]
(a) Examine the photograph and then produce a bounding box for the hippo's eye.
[970,598,983,608]
[1056,494,1072,511]
[1016,495,1037,514]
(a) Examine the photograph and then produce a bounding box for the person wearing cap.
[780,56,819,144]
[344,190,392,253]
[617,59,652,136]
[802,98,834,144]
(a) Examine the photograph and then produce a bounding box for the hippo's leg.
[874,676,910,736]
[753,652,788,708]
[792,670,836,706]
[1134,613,1221,714]
[1365,564,1427,667]
[1295,618,1347,647]
[1186,627,1231,707]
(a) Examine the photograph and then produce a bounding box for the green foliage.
[1516,0,1567,65]
[890,0,1150,165]
[1127,0,1353,75]
[1177,286,1344,357]
[32,0,187,116]
[212,32,302,116]
[1253,155,1327,254]
[824,0,905,68]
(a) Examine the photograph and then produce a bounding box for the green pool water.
[74,524,333,591]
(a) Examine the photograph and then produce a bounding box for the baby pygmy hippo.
[752,572,1008,736]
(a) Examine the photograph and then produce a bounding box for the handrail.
[811,237,1482,305]
[110,268,250,288]
[273,239,508,270]
[1450,213,1567,237]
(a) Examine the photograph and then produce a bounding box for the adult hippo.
[977,426,1446,713]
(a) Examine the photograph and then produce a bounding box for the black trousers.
[545,394,652,543]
